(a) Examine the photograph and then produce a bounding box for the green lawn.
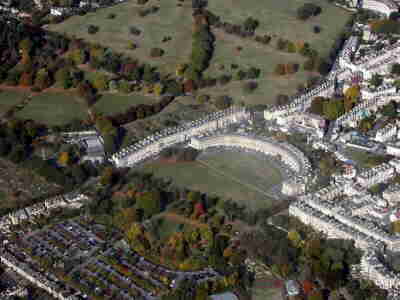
[202,0,352,105]
[142,151,282,210]
[48,0,194,74]
[0,90,29,114]
[94,92,158,115]
[15,92,87,125]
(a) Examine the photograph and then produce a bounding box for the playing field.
[48,0,194,74]
[142,151,283,210]
[15,92,87,125]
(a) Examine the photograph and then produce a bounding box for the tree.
[344,85,360,111]
[297,3,322,20]
[392,63,400,75]
[243,17,259,32]
[100,167,115,186]
[19,72,34,86]
[369,73,383,87]
[117,80,132,94]
[92,73,109,91]
[58,151,70,166]
[142,64,158,83]
[34,68,52,90]
[214,95,232,109]
[55,67,72,89]
[136,190,162,217]
[150,47,164,57]
[197,94,210,103]
[274,64,286,76]
[176,63,187,77]
[242,81,258,93]
[309,96,325,115]
[70,49,86,65]
[87,25,99,34]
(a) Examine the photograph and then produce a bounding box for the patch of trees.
[186,11,215,82]
[160,147,199,162]
[150,47,164,57]
[109,95,175,126]
[274,63,299,75]
[87,25,100,35]
[308,96,346,120]
[296,3,322,21]
[0,120,98,190]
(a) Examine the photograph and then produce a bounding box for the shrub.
[107,13,116,19]
[313,25,321,34]
[243,17,259,32]
[150,48,164,57]
[137,0,148,4]
[214,95,232,109]
[87,25,99,34]
[127,42,137,50]
[297,3,321,20]
[129,26,141,36]
[218,74,231,85]
[242,81,258,94]
[197,94,210,103]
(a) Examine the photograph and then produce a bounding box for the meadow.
[48,0,194,74]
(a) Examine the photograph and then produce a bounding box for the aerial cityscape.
[2,0,400,299]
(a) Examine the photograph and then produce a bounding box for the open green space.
[202,0,351,105]
[15,92,87,125]
[47,0,194,74]
[0,90,28,113]
[142,151,282,210]
[94,92,158,115]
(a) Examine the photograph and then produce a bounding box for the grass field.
[94,92,159,115]
[203,0,351,105]
[15,92,88,125]
[0,90,28,114]
[142,151,282,210]
[48,0,194,74]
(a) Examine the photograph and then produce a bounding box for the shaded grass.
[0,90,29,113]
[15,92,87,125]
[94,92,159,115]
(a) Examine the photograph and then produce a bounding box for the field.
[203,0,351,105]
[47,0,194,74]
[48,0,351,106]
[15,92,88,125]
[94,92,159,115]
[0,90,27,115]
[142,151,282,210]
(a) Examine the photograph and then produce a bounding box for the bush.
[218,74,231,86]
[107,13,116,19]
[197,94,210,103]
[214,95,232,109]
[87,25,99,34]
[313,25,321,34]
[242,81,258,94]
[297,3,321,20]
[150,47,164,57]
[129,26,141,36]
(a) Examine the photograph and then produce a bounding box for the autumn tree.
[34,68,52,90]
[153,82,164,96]
[136,190,162,217]
[274,64,286,76]
[92,73,109,91]
[58,151,70,166]
[19,72,34,86]
[344,85,360,112]
[55,67,72,89]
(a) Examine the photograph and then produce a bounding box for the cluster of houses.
[289,158,400,293]
[110,106,250,168]
[0,192,89,233]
